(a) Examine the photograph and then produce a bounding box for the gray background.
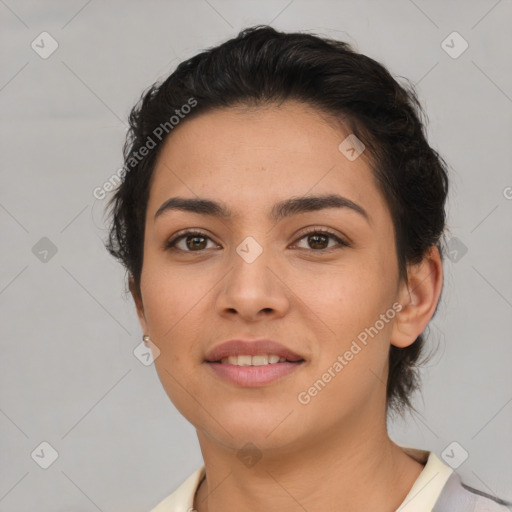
[1,0,511,510]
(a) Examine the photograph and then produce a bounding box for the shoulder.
[433,472,511,512]
[149,466,205,512]
[397,447,511,512]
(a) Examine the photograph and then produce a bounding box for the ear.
[391,246,444,348]
[129,274,149,335]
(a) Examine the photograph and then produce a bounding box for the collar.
[149,446,454,512]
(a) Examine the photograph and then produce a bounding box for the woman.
[105,25,510,512]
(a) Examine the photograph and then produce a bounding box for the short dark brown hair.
[104,25,449,418]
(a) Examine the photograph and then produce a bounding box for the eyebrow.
[154,194,370,224]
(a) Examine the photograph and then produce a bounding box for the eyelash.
[165,227,350,253]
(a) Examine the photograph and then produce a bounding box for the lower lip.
[206,361,303,387]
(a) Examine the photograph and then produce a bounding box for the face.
[133,101,409,454]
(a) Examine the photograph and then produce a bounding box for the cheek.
[146,284,206,420]
[153,357,208,429]
[294,263,393,375]
[140,285,205,398]
[291,262,386,331]
[141,261,211,341]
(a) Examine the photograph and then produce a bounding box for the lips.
[204,339,304,363]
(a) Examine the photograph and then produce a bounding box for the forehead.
[147,101,387,224]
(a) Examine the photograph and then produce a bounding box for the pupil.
[188,236,206,250]
[309,234,327,249]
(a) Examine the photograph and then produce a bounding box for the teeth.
[219,354,290,366]
[252,355,268,366]
[237,355,252,366]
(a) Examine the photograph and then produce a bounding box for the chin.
[195,407,297,444]
[205,425,298,456]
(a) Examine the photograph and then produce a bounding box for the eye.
[165,227,349,253]
[292,227,349,252]
[165,230,218,252]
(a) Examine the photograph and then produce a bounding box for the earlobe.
[391,246,444,349]
[129,274,148,334]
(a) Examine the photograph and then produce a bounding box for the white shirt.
[149,446,510,512]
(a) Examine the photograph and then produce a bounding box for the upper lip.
[205,339,304,362]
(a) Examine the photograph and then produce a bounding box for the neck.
[193,416,424,512]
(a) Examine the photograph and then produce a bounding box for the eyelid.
[290,226,350,251]
[164,228,217,251]
[165,226,350,252]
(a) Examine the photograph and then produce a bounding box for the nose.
[214,247,291,321]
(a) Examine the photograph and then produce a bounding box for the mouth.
[212,354,304,366]
[204,338,304,363]
[205,359,304,387]
[204,339,305,386]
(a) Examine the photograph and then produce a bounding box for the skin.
[130,100,444,512]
